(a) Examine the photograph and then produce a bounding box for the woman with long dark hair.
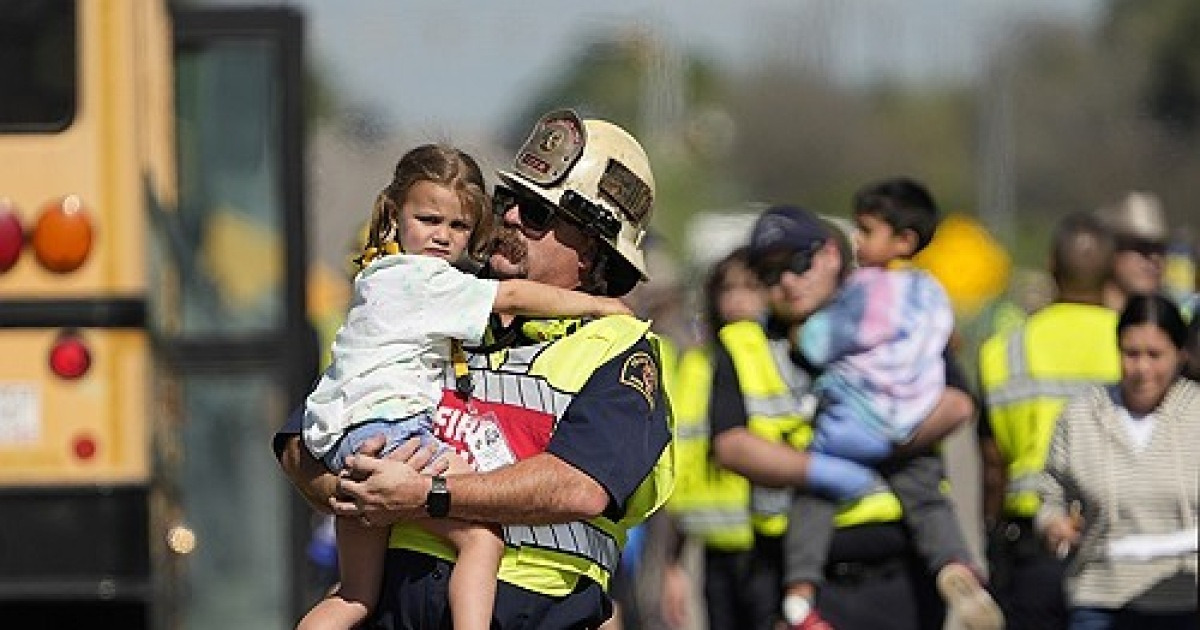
[1037,294,1198,629]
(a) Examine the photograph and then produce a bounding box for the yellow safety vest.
[978,303,1119,518]
[718,321,903,537]
[664,345,754,552]
[389,315,676,596]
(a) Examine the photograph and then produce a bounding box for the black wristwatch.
[425,475,450,518]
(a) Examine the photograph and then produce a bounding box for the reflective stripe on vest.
[504,522,620,574]
[664,346,754,551]
[979,303,1119,518]
[390,315,674,596]
[719,321,904,536]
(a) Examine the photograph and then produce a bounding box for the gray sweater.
[1036,378,1199,612]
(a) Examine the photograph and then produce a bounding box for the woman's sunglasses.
[752,244,821,286]
[1115,236,1166,257]
[493,184,559,234]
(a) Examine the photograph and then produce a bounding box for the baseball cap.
[747,204,831,284]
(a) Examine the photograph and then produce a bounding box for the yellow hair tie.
[356,241,404,270]
[451,340,472,395]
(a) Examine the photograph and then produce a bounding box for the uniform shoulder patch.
[620,351,658,410]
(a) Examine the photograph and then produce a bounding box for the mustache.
[490,224,527,264]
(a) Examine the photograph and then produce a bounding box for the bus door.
[157,7,316,629]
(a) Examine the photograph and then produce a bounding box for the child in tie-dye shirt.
[794,240,953,495]
[780,179,1002,630]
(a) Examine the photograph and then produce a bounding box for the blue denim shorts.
[321,411,442,472]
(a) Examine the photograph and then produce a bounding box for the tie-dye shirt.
[796,266,953,443]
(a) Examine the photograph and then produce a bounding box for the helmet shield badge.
[513,110,585,186]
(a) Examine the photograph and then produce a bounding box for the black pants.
[756,525,945,630]
[367,549,612,630]
[987,517,1068,630]
[703,547,765,630]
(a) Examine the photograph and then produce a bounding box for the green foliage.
[503,4,1200,271]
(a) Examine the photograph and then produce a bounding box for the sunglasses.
[753,246,819,286]
[1115,236,1166,256]
[493,184,559,234]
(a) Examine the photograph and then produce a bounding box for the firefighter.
[275,109,674,629]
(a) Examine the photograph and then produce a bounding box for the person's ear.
[896,228,920,257]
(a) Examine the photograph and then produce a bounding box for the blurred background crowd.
[255,0,1199,627]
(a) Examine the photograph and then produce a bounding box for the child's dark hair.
[703,247,753,334]
[852,177,941,254]
[1117,293,1188,350]
[365,144,490,262]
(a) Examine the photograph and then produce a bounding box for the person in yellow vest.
[659,246,766,630]
[274,110,674,629]
[711,205,979,630]
[978,211,1121,630]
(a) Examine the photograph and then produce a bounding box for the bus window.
[0,0,77,132]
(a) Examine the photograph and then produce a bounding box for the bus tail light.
[73,433,98,460]
[0,200,23,273]
[49,331,91,379]
[32,195,93,273]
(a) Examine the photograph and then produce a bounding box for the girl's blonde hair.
[363,144,490,265]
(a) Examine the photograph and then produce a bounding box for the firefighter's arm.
[894,387,975,456]
[712,427,812,488]
[333,450,608,525]
[895,346,977,456]
[708,340,813,488]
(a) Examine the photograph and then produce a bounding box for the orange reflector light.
[0,200,22,272]
[73,433,98,460]
[49,332,91,379]
[32,195,93,273]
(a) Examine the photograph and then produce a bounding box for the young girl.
[298,144,630,630]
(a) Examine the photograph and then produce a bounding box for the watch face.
[426,477,450,518]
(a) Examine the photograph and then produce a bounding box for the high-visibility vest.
[718,321,903,537]
[664,345,754,551]
[978,303,1119,518]
[389,315,676,596]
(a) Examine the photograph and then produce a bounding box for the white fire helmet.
[497,110,655,296]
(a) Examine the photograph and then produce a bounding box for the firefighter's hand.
[330,438,446,526]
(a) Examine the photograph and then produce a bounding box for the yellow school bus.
[0,2,316,627]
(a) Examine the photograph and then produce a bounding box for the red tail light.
[0,200,22,273]
[73,433,98,460]
[49,331,91,379]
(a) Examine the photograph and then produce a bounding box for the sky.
[216,0,1104,142]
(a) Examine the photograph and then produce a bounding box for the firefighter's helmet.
[497,110,655,296]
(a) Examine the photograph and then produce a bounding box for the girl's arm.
[492,279,631,318]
